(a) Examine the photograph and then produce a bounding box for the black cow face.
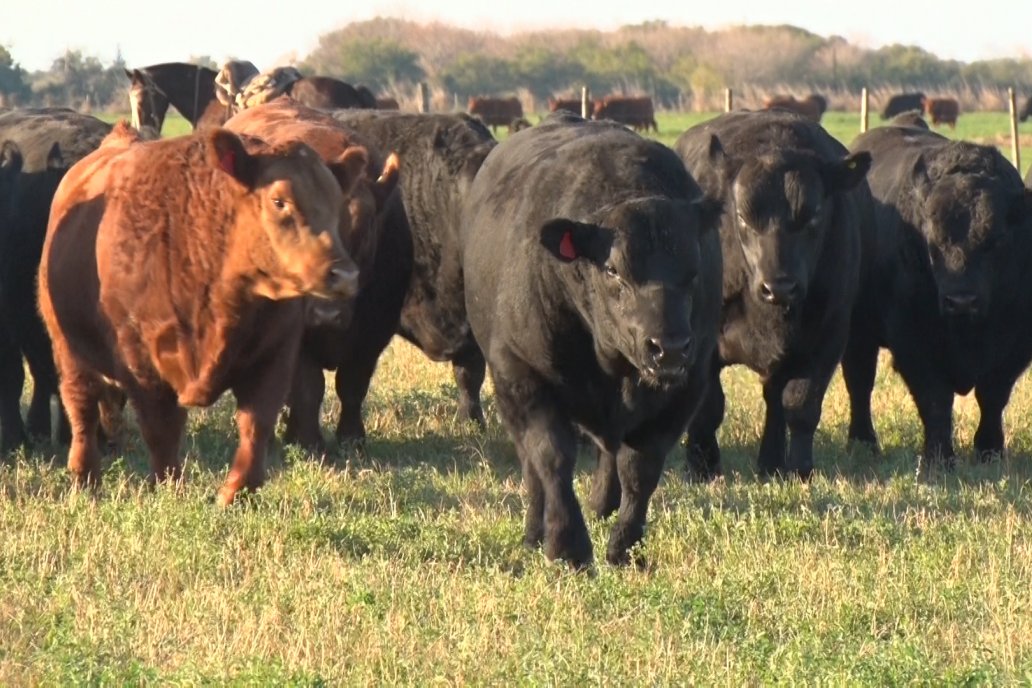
[716,140,870,309]
[540,196,715,387]
[912,159,1031,319]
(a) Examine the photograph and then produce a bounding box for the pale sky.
[3,0,1030,72]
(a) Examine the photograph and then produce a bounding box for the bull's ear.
[822,151,871,194]
[326,145,368,198]
[540,219,605,263]
[1,141,23,176]
[370,151,400,212]
[910,155,931,202]
[208,128,256,188]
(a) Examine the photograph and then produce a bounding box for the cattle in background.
[39,124,363,504]
[462,114,722,567]
[592,96,658,133]
[922,97,960,128]
[331,111,496,442]
[548,97,594,118]
[844,126,1032,466]
[675,110,873,479]
[125,62,371,134]
[1021,96,1032,122]
[355,85,378,109]
[375,97,400,110]
[467,96,524,133]
[763,93,827,122]
[0,108,112,453]
[224,100,406,451]
[881,92,925,119]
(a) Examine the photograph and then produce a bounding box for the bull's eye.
[272,197,287,210]
[604,264,620,279]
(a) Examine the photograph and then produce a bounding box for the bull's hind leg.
[282,349,328,453]
[58,367,104,487]
[842,331,880,450]
[451,343,486,427]
[588,447,621,519]
[0,329,27,453]
[131,387,186,485]
[685,359,725,481]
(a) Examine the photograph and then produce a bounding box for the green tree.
[0,45,29,105]
[513,47,585,100]
[439,53,518,98]
[303,38,424,90]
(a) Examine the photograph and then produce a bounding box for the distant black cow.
[881,92,925,120]
[0,108,112,451]
[674,110,873,479]
[844,126,1032,465]
[327,110,497,440]
[1020,96,1032,123]
[462,114,722,567]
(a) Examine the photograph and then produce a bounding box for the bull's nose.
[759,278,802,305]
[326,263,359,298]
[645,334,693,369]
[942,293,979,316]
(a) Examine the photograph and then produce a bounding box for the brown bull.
[39,123,365,505]
[922,97,960,128]
[467,96,524,132]
[762,93,827,122]
[223,98,401,451]
[592,96,658,133]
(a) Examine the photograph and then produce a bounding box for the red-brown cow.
[922,96,960,128]
[592,96,658,133]
[467,96,524,132]
[547,97,594,118]
[224,99,402,451]
[39,123,365,504]
[762,93,827,122]
[375,96,400,110]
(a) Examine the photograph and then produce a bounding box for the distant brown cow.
[592,96,658,133]
[547,97,594,118]
[467,96,523,132]
[922,97,960,128]
[763,93,827,122]
[39,123,365,504]
[375,96,400,110]
[224,99,402,451]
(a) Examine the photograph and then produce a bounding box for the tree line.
[3,19,1031,111]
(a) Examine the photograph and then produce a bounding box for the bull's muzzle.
[759,277,803,306]
[643,333,694,379]
[324,262,360,300]
[940,292,980,317]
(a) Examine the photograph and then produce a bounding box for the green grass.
[6,107,1030,683]
[2,342,1032,684]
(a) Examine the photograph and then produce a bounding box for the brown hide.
[467,96,523,129]
[39,122,363,504]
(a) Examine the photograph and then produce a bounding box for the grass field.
[2,108,1031,684]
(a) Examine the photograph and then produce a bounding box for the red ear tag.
[219,149,236,175]
[558,231,577,260]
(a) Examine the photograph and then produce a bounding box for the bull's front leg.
[493,374,592,568]
[220,333,302,506]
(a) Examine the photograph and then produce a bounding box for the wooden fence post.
[581,86,591,119]
[860,88,869,133]
[724,88,733,113]
[418,82,430,114]
[1009,87,1021,172]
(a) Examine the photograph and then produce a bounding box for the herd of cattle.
[1,63,1032,568]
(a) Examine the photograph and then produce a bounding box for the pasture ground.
[1,109,1031,684]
